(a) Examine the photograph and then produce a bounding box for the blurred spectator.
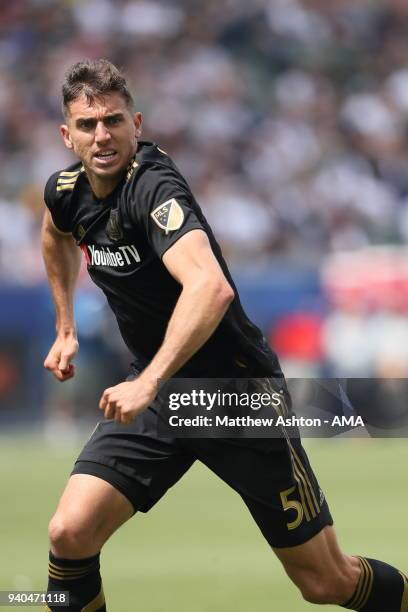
[2,0,408,390]
[2,0,408,269]
[269,312,323,376]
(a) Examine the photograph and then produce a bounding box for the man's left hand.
[99,377,157,424]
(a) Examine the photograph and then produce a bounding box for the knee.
[48,513,95,556]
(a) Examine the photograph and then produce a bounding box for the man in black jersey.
[42,59,407,612]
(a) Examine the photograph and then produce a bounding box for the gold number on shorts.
[280,486,304,530]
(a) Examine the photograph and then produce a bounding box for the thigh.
[186,435,333,548]
[72,405,195,513]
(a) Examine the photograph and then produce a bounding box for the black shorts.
[72,379,333,548]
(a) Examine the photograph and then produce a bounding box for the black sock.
[46,551,106,611]
[341,557,407,611]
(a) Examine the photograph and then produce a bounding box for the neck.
[87,173,122,200]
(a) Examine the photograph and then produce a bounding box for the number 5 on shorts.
[280,486,304,530]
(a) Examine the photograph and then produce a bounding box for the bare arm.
[41,209,81,381]
[142,229,234,382]
[100,229,234,423]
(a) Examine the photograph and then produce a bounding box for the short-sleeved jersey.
[44,141,281,378]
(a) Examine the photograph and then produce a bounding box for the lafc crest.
[106,209,124,241]
[151,198,184,234]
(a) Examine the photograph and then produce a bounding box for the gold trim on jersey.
[292,461,312,522]
[59,170,82,176]
[126,158,139,181]
[57,177,81,184]
[259,378,321,525]
[56,166,84,192]
[287,440,320,517]
[256,378,322,531]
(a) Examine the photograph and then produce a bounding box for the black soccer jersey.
[44,141,281,377]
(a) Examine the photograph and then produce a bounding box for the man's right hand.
[44,335,79,382]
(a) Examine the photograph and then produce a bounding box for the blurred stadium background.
[1,1,407,610]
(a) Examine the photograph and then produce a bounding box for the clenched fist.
[99,376,157,424]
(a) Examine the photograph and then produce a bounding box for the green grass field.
[0,434,406,612]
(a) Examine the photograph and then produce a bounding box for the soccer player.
[41,59,407,611]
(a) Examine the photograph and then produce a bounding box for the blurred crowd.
[2,0,408,383]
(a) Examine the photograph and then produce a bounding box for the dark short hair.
[62,59,134,115]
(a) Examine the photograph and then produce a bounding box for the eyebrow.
[75,113,125,125]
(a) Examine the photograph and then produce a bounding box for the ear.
[60,124,74,150]
[133,112,143,139]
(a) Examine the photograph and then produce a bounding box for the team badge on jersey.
[76,224,86,240]
[151,198,184,234]
[106,209,124,241]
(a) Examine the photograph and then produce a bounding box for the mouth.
[93,150,118,165]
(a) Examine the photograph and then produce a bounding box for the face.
[60,92,142,187]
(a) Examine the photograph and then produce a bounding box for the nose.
[95,121,111,145]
